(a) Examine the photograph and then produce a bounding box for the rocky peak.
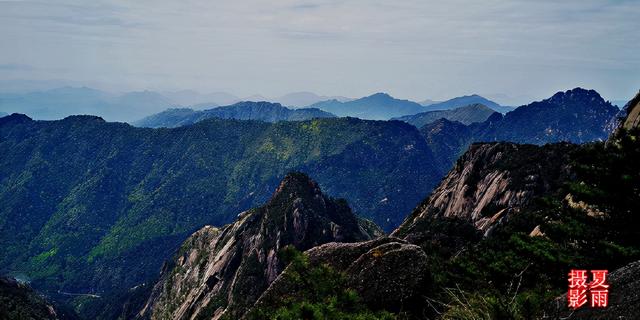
[543,88,613,109]
[366,92,393,100]
[620,90,640,131]
[547,87,608,107]
[393,142,576,238]
[0,113,33,125]
[138,172,375,320]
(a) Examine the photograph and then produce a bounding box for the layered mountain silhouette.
[274,91,352,107]
[422,88,620,170]
[160,90,237,106]
[309,93,427,120]
[423,94,513,113]
[0,87,174,122]
[0,86,349,123]
[133,102,335,128]
[393,103,497,127]
[0,86,635,320]
[137,90,640,319]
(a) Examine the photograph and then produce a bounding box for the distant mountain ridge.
[0,87,174,122]
[133,101,335,128]
[0,86,348,122]
[309,92,427,120]
[424,94,514,113]
[393,103,497,127]
[141,91,640,319]
[422,88,620,170]
[274,91,352,107]
[479,88,619,144]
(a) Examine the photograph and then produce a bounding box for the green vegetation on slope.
[256,127,639,319]
[133,101,335,128]
[247,247,396,320]
[0,114,440,317]
[417,127,640,319]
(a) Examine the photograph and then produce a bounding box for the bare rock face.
[252,237,430,315]
[621,91,640,131]
[543,260,640,319]
[394,142,576,237]
[138,172,375,320]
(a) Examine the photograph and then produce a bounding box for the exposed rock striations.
[138,173,376,320]
[251,237,430,316]
[619,90,640,132]
[394,142,577,237]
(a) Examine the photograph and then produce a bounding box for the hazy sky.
[1,0,638,104]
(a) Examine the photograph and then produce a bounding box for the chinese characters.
[568,269,609,309]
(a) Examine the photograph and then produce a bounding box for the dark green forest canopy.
[0,114,441,301]
[256,128,640,319]
[410,128,640,318]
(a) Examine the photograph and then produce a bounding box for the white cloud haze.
[1,0,638,104]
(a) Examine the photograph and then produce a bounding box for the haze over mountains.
[393,103,497,127]
[0,85,635,320]
[0,81,531,123]
[0,87,345,122]
[134,102,335,128]
[141,92,640,320]
[0,87,173,123]
[421,94,514,114]
[421,88,620,170]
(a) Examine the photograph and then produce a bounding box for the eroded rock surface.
[394,142,576,237]
[138,172,376,320]
[252,237,430,315]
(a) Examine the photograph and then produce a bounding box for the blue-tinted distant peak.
[365,92,394,100]
[547,87,605,105]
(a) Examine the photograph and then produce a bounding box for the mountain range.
[135,90,640,319]
[0,86,506,123]
[0,86,635,319]
[135,96,506,129]
[422,94,514,113]
[161,90,352,108]
[307,93,430,120]
[307,93,512,120]
[393,103,497,127]
[0,114,443,318]
[133,102,335,128]
[421,88,620,170]
[0,87,174,123]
